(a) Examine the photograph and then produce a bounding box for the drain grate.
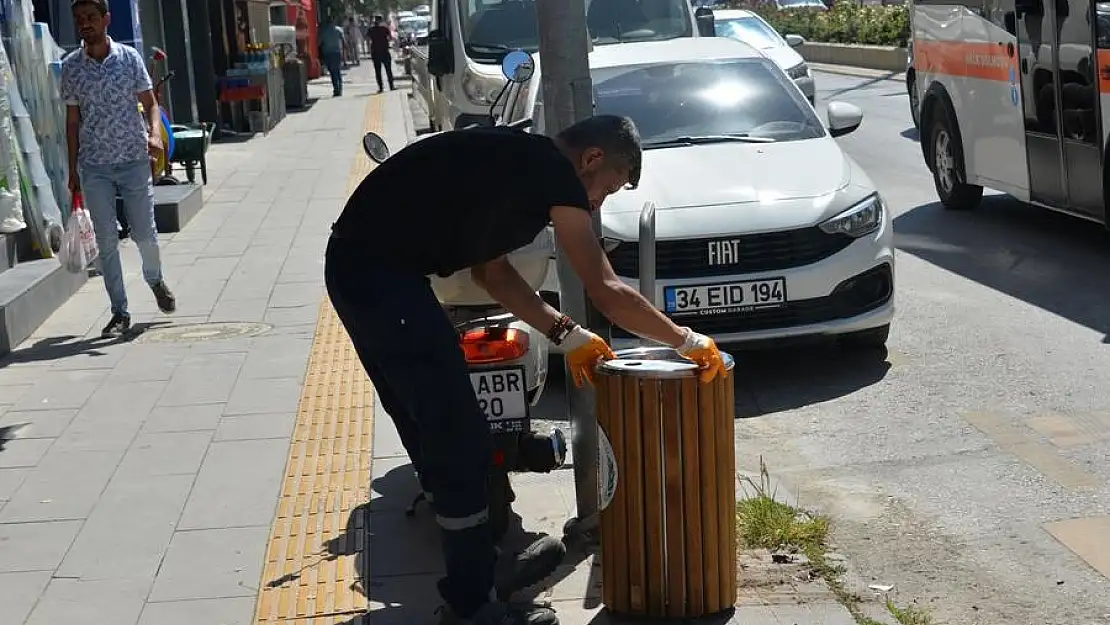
[137,321,272,343]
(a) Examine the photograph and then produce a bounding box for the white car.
[713,9,815,104]
[507,38,894,350]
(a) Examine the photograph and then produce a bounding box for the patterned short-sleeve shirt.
[60,39,153,167]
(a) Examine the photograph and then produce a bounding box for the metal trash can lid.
[597,346,735,379]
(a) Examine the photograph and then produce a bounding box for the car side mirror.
[362,132,390,163]
[785,34,806,48]
[694,7,716,36]
[427,29,453,77]
[827,101,863,137]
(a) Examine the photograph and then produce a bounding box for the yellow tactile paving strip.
[253,94,385,625]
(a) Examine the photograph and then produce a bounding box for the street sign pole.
[535,0,601,544]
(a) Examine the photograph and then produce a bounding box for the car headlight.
[461,68,505,106]
[819,194,884,238]
[786,62,810,80]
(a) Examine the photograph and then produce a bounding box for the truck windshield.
[457,0,693,62]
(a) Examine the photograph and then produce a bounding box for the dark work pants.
[323,52,343,95]
[372,53,394,91]
[324,238,495,616]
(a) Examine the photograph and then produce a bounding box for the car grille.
[611,264,892,338]
[606,228,854,279]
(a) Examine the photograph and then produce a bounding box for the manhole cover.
[137,322,272,343]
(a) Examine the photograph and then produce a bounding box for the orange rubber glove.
[677,328,728,383]
[563,326,616,387]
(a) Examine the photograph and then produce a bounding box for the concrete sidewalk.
[0,60,405,625]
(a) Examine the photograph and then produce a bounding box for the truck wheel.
[930,111,983,210]
[489,471,513,543]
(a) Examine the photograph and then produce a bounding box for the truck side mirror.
[427,29,453,77]
[694,7,716,37]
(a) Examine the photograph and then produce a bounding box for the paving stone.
[189,256,243,282]
[0,408,79,439]
[52,380,167,452]
[209,297,270,323]
[270,282,324,309]
[366,571,441,622]
[141,403,226,433]
[157,358,242,407]
[148,526,270,601]
[0,438,54,468]
[0,449,122,522]
[238,337,313,379]
[0,468,27,501]
[116,430,214,477]
[56,473,194,581]
[224,375,303,415]
[214,412,297,441]
[107,343,191,382]
[369,455,421,513]
[369,508,444,577]
[137,597,256,625]
[204,236,253,258]
[263,305,321,328]
[10,369,109,412]
[0,571,53,625]
[0,520,83,571]
[23,577,149,625]
[177,438,289,530]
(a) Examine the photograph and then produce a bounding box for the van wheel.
[930,112,983,210]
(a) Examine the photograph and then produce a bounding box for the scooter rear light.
[461,327,529,364]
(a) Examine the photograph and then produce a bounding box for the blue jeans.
[324,237,495,617]
[80,159,163,317]
[323,52,343,95]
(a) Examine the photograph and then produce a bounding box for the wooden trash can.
[594,346,737,618]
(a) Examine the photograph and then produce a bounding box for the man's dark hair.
[71,0,108,14]
[557,115,642,189]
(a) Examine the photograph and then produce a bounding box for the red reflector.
[492,450,506,466]
[461,327,529,364]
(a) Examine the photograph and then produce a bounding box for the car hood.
[600,138,876,239]
[757,45,804,71]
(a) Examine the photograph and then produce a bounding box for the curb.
[809,62,907,83]
[799,41,908,74]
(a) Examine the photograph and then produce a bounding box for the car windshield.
[592,59,825,145]
[714,16,785,49]
[457,0,693,62]
[399,17,429,32]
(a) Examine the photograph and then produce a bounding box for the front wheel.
[930,112,983,210]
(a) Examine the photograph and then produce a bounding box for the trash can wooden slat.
[595,347,737,618]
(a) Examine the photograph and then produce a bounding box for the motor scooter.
[359,50,565,546]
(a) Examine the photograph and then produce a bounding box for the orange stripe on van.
[914,39,1017,82]
[1098,49,1110,93]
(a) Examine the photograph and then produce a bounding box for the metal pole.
[638,202,656,304]
[535,0,600,542]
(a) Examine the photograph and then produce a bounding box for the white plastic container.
[430,227,555,307]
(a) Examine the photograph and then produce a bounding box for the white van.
[410,0,714,132]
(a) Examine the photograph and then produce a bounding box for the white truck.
[409,0,715,132]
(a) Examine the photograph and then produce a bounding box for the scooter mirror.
[362,132,390,163]
[501,49,535,83]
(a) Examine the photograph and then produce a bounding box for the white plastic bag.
[59,194,97,273]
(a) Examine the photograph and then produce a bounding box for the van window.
[457,0,693,62]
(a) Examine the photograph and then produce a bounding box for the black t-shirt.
[333,127,591,276]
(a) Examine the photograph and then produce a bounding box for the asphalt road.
[533,70,1110,625]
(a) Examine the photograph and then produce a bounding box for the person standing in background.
[344,16,363,66]
[318,19,345,96]
[368,15,395,93]
[361,18,373,57]
[62,0,177,339]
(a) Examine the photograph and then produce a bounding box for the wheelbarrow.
[168,122,213,184]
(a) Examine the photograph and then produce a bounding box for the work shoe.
[495,535,567,601]
[151,281,176,314]
[102,313,131,338]
[436,601,558,625]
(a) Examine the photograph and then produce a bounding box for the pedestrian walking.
[361,18,373,57]
[318,19,345,96]
[367,15,395,92]
[325,116,726,625]
[344,16,363,66]
[62,0,176,338]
